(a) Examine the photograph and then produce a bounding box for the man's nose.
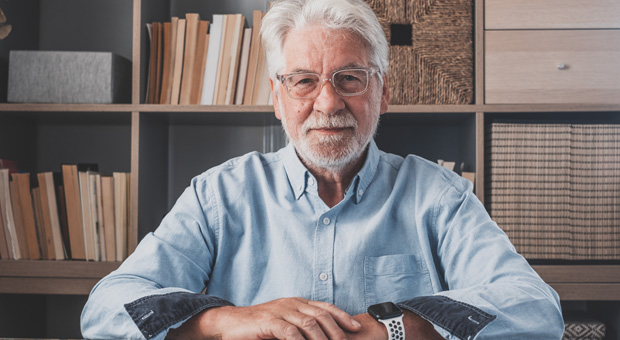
[313,78,345,115]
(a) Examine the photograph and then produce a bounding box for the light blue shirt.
[82,140,564,339]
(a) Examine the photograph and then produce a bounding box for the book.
[201,14,224,105]
[170,18,186,105]
[31,186,48,259]
[213,15,233,105]
[101,176,116,262]
[38,172,63,260]
[224,14,246,105]
[243,10,264,105]
[62,164,86,260]
[159,21,173,104]
[11,173,40,259]
[78,169,97,261]
[89,172,104,261]
[252,11,270,105]
[113,172,129,261]
[254,55,271,105]
[0,201,9,259]
[145,22,157,104]
[56,181,71,259]
[234,27,252,105]
[0,168,21,259]
[190,20,210,105]
[179,13,201,105]
[154,22,164,104]
[9,178,30,259]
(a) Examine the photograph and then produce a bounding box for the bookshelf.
[0,0,618,338]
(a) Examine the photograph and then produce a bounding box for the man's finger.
[282,311,330,340]
[307,300,362,332]
[265,318,307,340]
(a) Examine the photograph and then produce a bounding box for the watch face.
[367,302,403,320]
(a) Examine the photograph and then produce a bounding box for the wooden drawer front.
[485,30,620,104]
[485,0,620,29]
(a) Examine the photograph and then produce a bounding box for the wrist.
[368,302,405,340]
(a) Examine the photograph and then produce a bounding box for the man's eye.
[337,73,363,83]
[292,77,316,87]
[342,75,360,82]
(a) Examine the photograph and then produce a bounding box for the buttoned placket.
[312,210,336,303]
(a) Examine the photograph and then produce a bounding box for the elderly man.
[81,0,564,339]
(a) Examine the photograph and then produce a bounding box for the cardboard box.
[8,50,131,104]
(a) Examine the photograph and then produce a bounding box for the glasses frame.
[277,67,378,100]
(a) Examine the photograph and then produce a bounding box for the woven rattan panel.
[485,123,620,260]
[366,0,474,104]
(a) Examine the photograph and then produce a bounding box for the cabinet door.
[485,30,620,104]
[485,0,620,29]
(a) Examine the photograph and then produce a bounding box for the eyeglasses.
[277,67,378,100]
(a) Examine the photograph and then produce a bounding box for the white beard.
[279,100,379,171]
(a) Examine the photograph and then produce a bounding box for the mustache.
[302,112,358,135]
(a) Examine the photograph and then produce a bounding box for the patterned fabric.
[562,312,606,340]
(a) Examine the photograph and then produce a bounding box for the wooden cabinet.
[485,30,620,104]
[0,0,619,338]
[485,0,620,29]
[484,0,620,105]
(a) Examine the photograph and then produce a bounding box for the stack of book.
[485,123,620,260]
[145,10,271,106]
[0,162,131,262]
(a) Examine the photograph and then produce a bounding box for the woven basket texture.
[365,0,474,104]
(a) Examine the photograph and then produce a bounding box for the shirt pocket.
[364,254,434,307]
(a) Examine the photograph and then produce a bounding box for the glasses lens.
[285,73,320,98]
[333,69,369,95]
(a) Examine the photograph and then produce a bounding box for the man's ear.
[380,74,390,115]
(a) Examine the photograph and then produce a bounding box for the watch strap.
[378,314,405,340]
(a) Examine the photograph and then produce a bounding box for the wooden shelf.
[0,260,120,295]
[533,265,620,301]
[1,103,617,114]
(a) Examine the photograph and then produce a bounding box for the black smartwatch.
[367,302,405,340]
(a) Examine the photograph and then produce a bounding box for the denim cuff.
[124,292,234,339]
[397,295,496,340]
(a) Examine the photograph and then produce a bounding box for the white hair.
[260,0,389,80]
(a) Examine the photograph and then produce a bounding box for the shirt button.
[322,217,331,225]
[358,189,364,196]
[308,178,315,186]
[319,273,328,281]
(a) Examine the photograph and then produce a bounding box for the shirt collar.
[281,139,381,203]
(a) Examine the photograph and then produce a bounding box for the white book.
[201,15,224,105]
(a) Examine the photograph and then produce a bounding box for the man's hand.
[345,310,445,340]
[166,297,361,340]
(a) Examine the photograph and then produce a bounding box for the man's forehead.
[281,26,370,73]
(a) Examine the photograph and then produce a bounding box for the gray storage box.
[8,50,131,104]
